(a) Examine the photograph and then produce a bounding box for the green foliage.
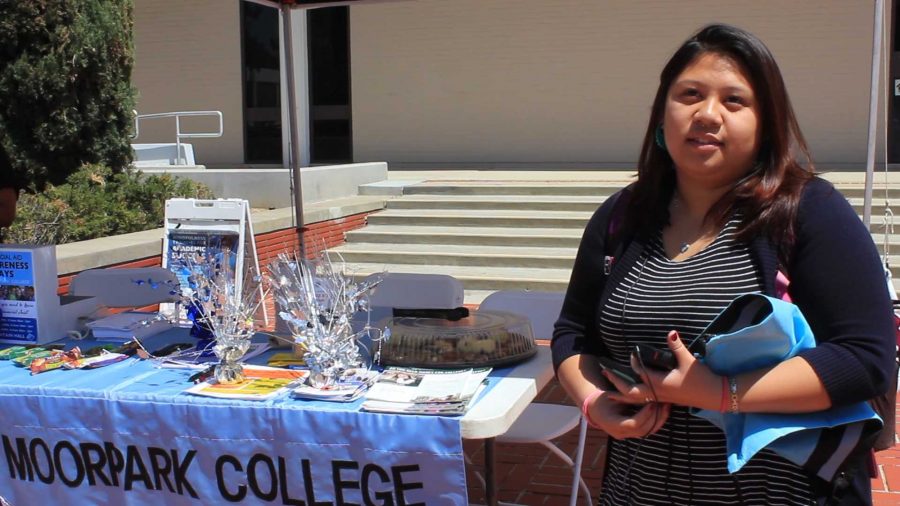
[0,0,136,190]
[4,165,214,245]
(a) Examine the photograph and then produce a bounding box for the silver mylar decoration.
[182,248,266,384]
[267,251,387,388]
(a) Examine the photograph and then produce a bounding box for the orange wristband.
[581,389,605,429]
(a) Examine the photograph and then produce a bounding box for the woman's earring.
[655,124,667,152]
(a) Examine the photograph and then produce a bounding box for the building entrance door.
[308,6,352,163]
[241,1,283,164]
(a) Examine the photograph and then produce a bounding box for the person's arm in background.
[0,186,18,228]
[0,149,20,229]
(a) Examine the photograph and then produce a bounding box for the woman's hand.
[585,390,670,440]
[605,330,722,411]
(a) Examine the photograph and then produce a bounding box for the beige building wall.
[132,0,245,166]
[351,0,879,169]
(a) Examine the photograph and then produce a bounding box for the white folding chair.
[361,272,465,324]
[351,272,465,359]
[477,290,591,506]
[69,267,181,308]
[364,272,464,309]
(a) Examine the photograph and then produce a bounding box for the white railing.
[132,110,224,165]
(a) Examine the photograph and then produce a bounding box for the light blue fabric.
[692,294,881,478]
[0,329,477,505]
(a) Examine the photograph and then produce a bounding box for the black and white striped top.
[598,216,815,505]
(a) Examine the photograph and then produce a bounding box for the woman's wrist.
[719,375,739,413]
[581,389,605,429]
[719,376,729,413]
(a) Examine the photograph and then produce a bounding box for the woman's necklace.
[671,193,705,255]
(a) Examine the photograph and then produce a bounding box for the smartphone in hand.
[633,344,677,371]
[598,356,642,385]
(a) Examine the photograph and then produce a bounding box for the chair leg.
[537,416,592,506]
[570,416,591,506]
[464,453,487,490]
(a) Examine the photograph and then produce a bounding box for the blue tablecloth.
[0,330,474,505]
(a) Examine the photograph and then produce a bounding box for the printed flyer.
[0,250,37,343]
[166,230,240,293]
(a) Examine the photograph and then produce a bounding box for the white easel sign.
[161,199,265,323]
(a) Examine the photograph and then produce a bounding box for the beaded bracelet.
[581,389,605,429]
[728,376,740,414]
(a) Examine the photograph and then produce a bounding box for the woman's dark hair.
[628,23,813,261]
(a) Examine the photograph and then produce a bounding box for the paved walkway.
[462,344,900,505]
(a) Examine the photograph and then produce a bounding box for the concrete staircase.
[331,177,900,305]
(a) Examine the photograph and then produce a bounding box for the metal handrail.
[132,110,224,165]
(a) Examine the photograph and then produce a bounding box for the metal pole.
[864,0,885,228]
[281,4,306,256]
[175,115,182,165]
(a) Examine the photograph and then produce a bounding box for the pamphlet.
[0,249,40,344]
[86,311,172,342]
[164,229,240,321]
[186,365,308,400]
[361,367,491,415]
[291,369,380,403]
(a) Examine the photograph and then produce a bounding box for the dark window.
[308,6,352,163]
[241,2,283,164]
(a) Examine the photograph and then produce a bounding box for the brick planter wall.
[56,211,376,324]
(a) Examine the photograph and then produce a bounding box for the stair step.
[345,225,584,247]
[331,243,577,268]
[367,209,593,228]
[401,183,623,196]
[398,182,900,199]
[386,194,607,211]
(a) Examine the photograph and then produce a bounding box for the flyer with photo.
[0,250,38,343]
[165,230,240,320]
[166,230,240,292]
[362,367,491,415]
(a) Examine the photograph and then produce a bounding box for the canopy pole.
[864,0,885,228]
[281,4,306,257]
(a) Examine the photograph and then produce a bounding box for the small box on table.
[0,245,98,345]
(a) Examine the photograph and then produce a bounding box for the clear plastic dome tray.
[379,310,537,368]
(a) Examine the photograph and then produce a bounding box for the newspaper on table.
[186,365,308,400]
[291,368,380,403]
[361,367,491,415]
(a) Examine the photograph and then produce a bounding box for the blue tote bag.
[691,293,882,481]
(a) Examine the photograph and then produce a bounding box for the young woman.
[552,24,894,505]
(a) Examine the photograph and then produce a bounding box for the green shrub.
[0,0,136,189]
[3,165,214,245]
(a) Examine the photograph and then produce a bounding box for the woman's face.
[663,52,762,189]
